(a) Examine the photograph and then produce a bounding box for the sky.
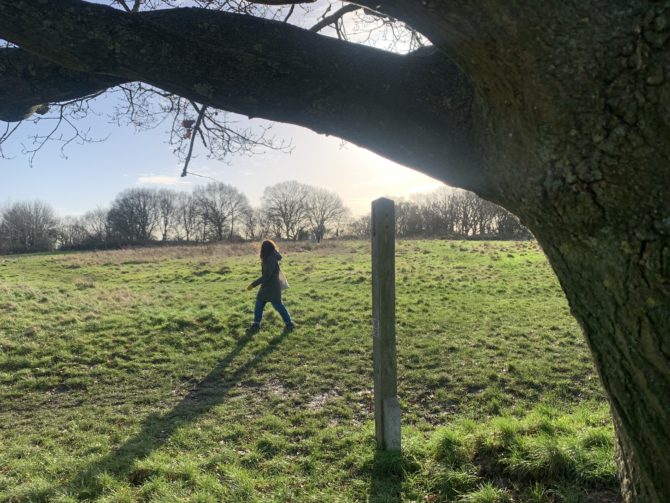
[0,1,445,217]
[1,99,445,217]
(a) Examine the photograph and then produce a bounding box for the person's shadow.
[38,327,292,501]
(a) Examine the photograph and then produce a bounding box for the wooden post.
[371,197,400,451]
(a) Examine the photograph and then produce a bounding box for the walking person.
[246,240,294,332]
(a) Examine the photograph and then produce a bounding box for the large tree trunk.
[460,3,670,497]
[535,228,670,501]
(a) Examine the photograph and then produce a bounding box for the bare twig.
[181,104,207,177]
[250,0,315,4]
[115,0,132,12]
[283,4,295,23]
[310,4,358,32]
[187,170,225,183]
[189,100,209,148]
[2,90,108,166]
[0,120,21,159]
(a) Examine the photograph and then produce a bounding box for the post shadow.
[46,328,292,500]
[367,448,405,503]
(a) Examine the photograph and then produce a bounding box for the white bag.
[278,270,289,291]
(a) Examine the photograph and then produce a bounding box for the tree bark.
[0,48,123,121]
[460,3,670,498]
[1,1,670,500]
[536,229,670,502]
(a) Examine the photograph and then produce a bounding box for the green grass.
[0,240,620,502]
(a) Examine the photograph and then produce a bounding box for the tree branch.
[310,4,359,32]
[0,48,124,122]
[0,0,486,189]
[115,0,132,13]
[181,103,207,177]
[250,0,315,4]
[283,4,295,23]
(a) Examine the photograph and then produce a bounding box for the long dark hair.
[259,240,278,261]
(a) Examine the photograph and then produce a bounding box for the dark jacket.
[251,250,283,303]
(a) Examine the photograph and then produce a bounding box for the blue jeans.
[254,300,293,326]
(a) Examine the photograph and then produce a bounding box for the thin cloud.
[137,176,191,186]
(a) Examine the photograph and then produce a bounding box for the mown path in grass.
[0,241,619,502]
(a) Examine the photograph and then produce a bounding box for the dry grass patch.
[49,240,359,268]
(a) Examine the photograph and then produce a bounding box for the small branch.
[113,0,141,13]
[187,170,224,183]
[115,0,132,13]
[283,4,295,23]
[0,120,21,143]
[19,95,108,167]
[190,100,209,148]
[0,120,21,159]
[250,0,315,4]
[181,104,207,177]
[310,4,359,32]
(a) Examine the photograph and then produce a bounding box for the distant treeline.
[0,183,530,254]
[351,190,532,241]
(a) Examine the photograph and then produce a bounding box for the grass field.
[0,240,620,502]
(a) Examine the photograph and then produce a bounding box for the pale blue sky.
[1,2,444,216]
[1,98,444,217]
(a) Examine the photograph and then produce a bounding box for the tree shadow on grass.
[38,328,292,501]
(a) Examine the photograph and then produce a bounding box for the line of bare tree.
[348,188,531,240]
[0,184,530,254]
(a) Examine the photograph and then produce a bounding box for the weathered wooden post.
[371,197,401,451]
